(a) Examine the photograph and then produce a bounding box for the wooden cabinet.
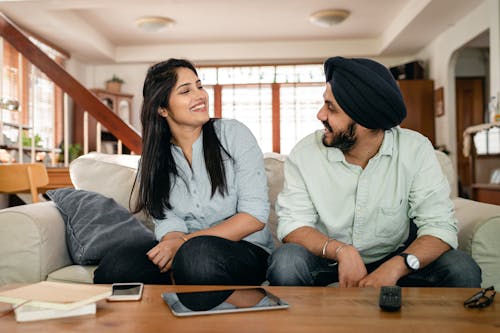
[91,89,132,125]
[73,89,133,153]
[472,183,500,205]
[398,80,435,145]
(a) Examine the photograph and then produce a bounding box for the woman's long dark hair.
[133,59,230,219]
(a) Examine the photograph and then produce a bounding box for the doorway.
[455,78,485,197]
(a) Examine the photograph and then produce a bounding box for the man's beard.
[322,120,357,151]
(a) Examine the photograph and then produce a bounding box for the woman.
[94,59,273,303]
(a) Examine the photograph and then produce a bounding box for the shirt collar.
[378,128,394,157]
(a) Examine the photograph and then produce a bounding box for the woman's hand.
[146,238,185,273]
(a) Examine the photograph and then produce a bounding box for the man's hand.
[358,235,452,287]
[146,238,184,273]
[358,257,407,287]
[337,245,368,287]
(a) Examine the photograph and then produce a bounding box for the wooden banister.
[0,12,142,154]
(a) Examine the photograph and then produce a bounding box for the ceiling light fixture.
[135,16,175,32]
[309,9,350,28]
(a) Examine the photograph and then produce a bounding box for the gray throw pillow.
[47,188,155,265]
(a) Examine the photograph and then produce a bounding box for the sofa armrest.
[454,197,500,288]
[0,202,72,285]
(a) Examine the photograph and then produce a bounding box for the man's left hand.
[358,257,408,287]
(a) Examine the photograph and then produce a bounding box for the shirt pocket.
[374,200,408,241]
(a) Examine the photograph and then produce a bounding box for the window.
[280,84,324,154]
[222,85,272,152]
[198,64,325,153]
[1,38,66,163]
[1,41,21,146]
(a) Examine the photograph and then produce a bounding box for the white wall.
[90,63,151,130]
[488,0,500,99]
[66,57,93,87]
[416,0,495,169]
[83,56,411,133]
[64,59,149,139]
[65,57,93,141]
[455,48,488,77]
[66,0,499,165]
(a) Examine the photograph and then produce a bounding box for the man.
[267,56,481,288]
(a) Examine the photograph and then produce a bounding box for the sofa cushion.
[69,152,140,208]
[47,265,96,284]
[264,152,286,247]
[434,150,458,198]
[47,188,155,265]
[69,152,153,230]
[454,197,500,288]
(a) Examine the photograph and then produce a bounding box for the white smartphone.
[107,282,144,301]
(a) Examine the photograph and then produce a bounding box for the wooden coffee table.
[0,285,498,332]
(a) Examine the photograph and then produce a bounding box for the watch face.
[406,254,420,270]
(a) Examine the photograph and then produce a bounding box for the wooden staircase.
[0,13,143,194]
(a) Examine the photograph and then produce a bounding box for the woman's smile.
[190,102,207,113]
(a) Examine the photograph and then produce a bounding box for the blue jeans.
[267,243,482,287]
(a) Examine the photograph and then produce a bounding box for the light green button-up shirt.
[276,127,458,264]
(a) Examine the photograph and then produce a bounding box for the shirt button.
[196,204,200,208]
[193,190,197,194]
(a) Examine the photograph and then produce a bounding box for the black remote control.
[379,286,401,311]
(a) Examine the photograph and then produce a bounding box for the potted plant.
[58,142,83,163]
[106,74,125,92]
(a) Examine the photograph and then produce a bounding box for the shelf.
[1,121,32,130]
[0,144,61,153]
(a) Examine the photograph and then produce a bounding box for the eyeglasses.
[464,286,496,308]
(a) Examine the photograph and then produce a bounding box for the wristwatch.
[398,253,420,271]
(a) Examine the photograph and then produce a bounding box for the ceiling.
[0,0,487,64]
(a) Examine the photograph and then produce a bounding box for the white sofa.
[1,151,499,287]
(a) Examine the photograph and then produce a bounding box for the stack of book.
[0,281,111,322]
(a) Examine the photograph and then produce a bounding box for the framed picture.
[435,87,444,117]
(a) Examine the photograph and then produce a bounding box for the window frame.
[199,64,325,153]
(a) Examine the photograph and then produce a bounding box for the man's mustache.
[322,121,333,132]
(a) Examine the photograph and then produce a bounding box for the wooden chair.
[0,163,49,203]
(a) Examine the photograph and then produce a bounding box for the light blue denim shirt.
[277,127,458,263]
[153,119,274,253]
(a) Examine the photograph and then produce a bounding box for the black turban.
[324,56,407,130]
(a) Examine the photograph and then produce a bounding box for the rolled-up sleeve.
[409,141,458,248]
[227,121,269,224]
[153,210,188,241]
[276,153,318,241]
